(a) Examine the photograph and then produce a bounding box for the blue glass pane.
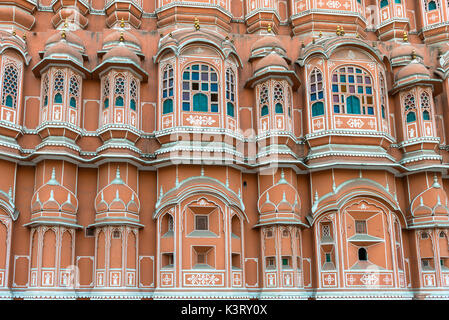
[201,83,208,91]
[211,83,218,92]
[380,0,388,8]
[130,99,136,111]
[367,107,374,115]
[311,93,317,101]
[261,105,269,116]
[356,69,362,73]
[318,92,324,99]
[69,97,76,108]
[169,88,173,97]
[340,75,346,83]
[381,106,386,119]
[163,90,167,98]
[54,93,62,104]
[334,105,340,113]
[115,96,124,106]
[104,98,109,109]
[366,87,372,94]
[211,104,218,112]
[192,72,199,81]
[183,102,190,111]
[347,96,361,114]
[5,95,13,108]
[358,86,363,93]
[348,75,355,83]
[312,102,324,117]
[275,103,283,114]
[44,95,48,106]
[227,102,234,117]
[183,72,190,80]
[423,110,430,120]
[163,99,173,114]
[332,85,339,92]
[193,93,208,112]
[429,1,437,10]
[407,112,416,123]
[201,73,208,81]
[192,65,199,71]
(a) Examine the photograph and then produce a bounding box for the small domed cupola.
[390,45,424,68]
[391,59,442,94]
[249,35,289,63]
[32,31,89,78]
[245,51,300,90]
[92,31,147,81]
[93,167,142,227]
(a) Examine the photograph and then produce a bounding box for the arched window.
[425,0,438,11]
[68,75,80,109]
[53,71,65,104]
[309,69,325,117]
[358,248,368,261]
[114,75,125,107]
[42,74,49,107]
[421,92,431,121]
[162,64,174,114]
[225,68,236,118]
[2,64,19,108]
[404,93,416,123]
[259,84,269,117]
[182,63,218,112]
[130,78,138,111]
[380,0,389,8]
[102,77,110,109]
[332,66,374,115]
[380,73,387,119]
[273,82,284,114]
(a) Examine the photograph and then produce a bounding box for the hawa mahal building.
[0,0,449,300]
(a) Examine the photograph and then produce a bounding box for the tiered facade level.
[0,0,449,300]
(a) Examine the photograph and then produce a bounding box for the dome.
[251,35,285,53]
[103,31,141,50]
[94,167,140,215]
[395,60,430,81]
[411,176,449,217]
[258,172,301,215]
[45,31,84,51]
[31,168,78,215]
[103,45,140,65]
[43,40,83,63]
[390,44,422,60]
[254,51,289,72]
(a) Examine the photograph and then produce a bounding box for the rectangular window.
[325,253,332,263]
[355,220,367,234]
[266,257,276,268]
[195,215,208,231]
[197,253,206,264]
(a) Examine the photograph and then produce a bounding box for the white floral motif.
[347,118,364,128]
[187,273,221,286]
[360,273,378,286]
[186,115,216,126]
[327,0,341,9]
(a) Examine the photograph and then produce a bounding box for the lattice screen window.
[259,84,269,117]
[53,71,65,104]
[404,93,417,123]
[1,64,19,108]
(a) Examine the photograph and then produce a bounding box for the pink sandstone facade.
[0,0,448,300]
